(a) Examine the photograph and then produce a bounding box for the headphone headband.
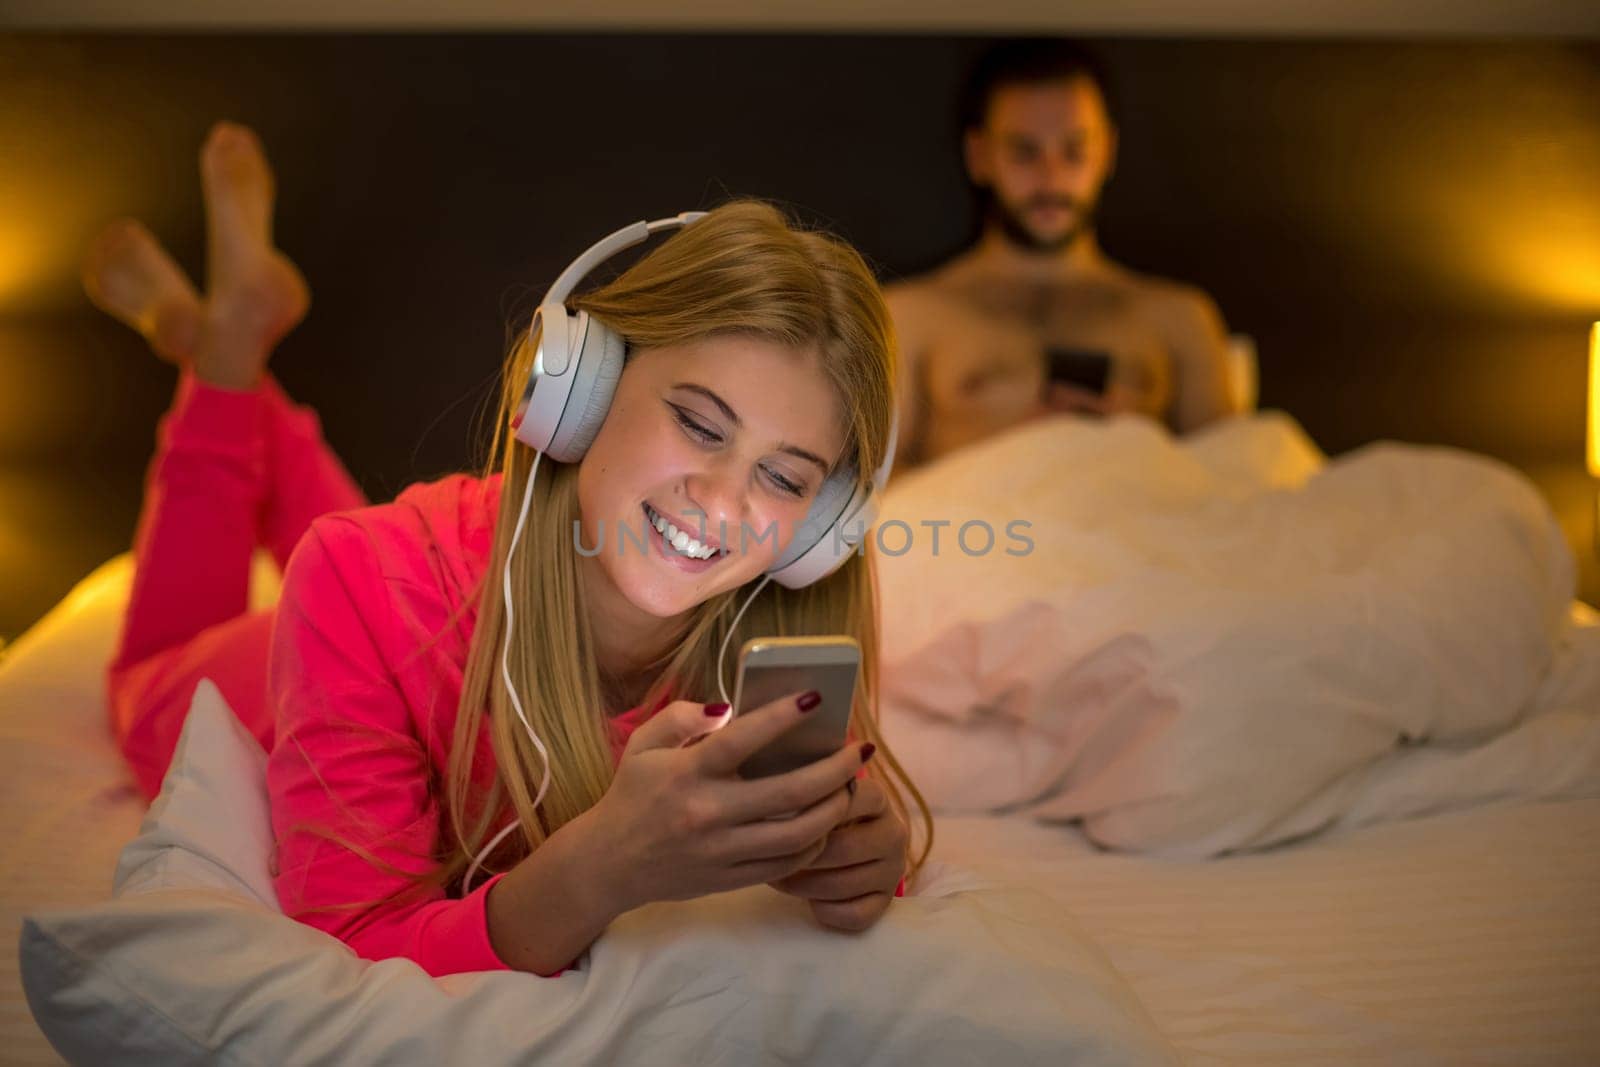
[541,212,708,308]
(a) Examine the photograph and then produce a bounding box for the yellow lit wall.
[1589,323,1600,477]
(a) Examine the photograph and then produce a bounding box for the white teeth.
[644,504,723,560]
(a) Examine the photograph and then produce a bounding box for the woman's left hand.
[765,776,908,932]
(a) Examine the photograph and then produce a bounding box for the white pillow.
[21,679,1178,1065]
[111,679,278,905]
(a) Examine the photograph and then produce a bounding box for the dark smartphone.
[1044,347,1113,396]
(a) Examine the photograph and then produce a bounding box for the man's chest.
[922,284,1172,410]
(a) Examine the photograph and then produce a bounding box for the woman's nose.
[684,465,745,545]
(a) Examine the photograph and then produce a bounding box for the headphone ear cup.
[766,464,861,586]
[547,314,626,462]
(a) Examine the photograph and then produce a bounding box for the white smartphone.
[731,635,860,780]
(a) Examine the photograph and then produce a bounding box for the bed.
[5,406,1599,1064]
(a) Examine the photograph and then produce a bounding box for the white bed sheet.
[0,552,280,1066]
[932,804,1600,1065]
[4,553,1597,1065]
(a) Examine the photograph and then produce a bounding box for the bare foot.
[194,121,310,391]
[81,218,203,364]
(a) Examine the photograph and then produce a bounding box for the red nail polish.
[859,742,876,764]
[796,690,822,712]
[704,702,730,717]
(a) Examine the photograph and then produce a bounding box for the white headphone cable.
[717,575,771,705]
[464,449,547,893]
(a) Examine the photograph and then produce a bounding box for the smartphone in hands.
[732,636,860,780]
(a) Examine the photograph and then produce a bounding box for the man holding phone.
[885,38,1243,471]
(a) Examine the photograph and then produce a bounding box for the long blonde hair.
[428,199,932,896]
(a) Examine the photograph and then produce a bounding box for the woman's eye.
[669,403,804,497]
[671,407,722,444]
[763,466,805,497]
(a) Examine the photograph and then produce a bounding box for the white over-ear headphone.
[465,213,897,892]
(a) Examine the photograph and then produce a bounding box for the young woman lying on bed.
[85,121,931,978]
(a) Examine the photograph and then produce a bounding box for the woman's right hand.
[578,691,868,915]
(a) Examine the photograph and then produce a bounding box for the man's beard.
[982,188,1097,254]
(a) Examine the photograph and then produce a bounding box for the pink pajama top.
[266,472,899,979]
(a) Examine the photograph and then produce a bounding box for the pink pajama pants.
[105,368,368,800]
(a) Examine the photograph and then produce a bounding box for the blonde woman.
[92,122,931,978]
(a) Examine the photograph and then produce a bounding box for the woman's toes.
[82,218,155,314]
[198,120,305,327]
[200,120,274,248]
[82,218,203,364]
[189,121,311,388]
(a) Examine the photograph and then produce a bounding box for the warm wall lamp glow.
[1588,322,1600,561]
[1589,322,1600,477]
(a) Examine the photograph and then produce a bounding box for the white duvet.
[875,411,1600,857]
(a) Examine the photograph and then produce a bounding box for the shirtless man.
[887,39,1243,469]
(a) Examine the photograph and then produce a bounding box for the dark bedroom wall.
[1,33,1597,641]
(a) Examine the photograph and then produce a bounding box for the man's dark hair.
[959,38,1117,132]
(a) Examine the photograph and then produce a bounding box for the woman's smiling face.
[575,333,849,620]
